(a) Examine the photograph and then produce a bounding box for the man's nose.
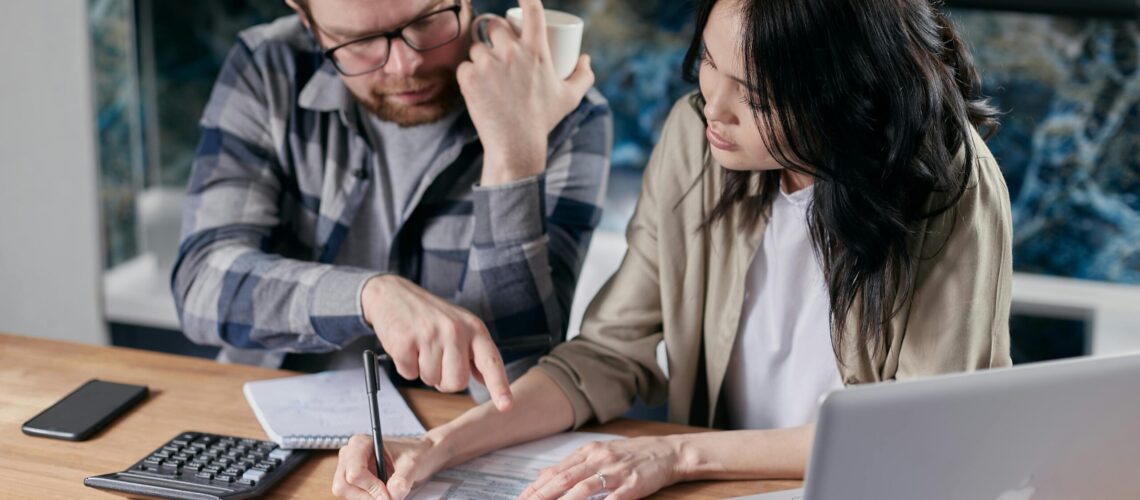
[383,38,424,77]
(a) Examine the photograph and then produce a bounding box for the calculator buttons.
[86,431,308,499]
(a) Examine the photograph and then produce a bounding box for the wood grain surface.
[0,333,801,499]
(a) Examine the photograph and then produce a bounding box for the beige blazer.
[537,93,1013,429]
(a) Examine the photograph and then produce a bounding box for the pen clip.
[362,350,381,393]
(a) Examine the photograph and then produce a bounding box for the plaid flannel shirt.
[171,16,612,367]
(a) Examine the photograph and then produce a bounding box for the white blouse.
[722,184,844,430]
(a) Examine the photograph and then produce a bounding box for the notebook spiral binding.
[280,432,422,449]
[281,434,351,449]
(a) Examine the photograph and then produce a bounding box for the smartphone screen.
[22,379,148,441]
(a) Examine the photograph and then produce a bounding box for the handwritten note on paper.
[243,369,425,448]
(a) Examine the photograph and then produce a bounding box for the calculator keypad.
[86,431,307,499]
[131,432,292,488]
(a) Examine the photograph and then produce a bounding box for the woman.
[333,0,1012,498]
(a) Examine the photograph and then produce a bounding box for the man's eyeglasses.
[306,3,463,76]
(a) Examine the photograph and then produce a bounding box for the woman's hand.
[457,0,595,186]
[331,434,450,500]
[519,436,685,500]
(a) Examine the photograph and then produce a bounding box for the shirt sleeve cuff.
[308,266,381,347]
[471,173,547,247]
[535,357,598,429]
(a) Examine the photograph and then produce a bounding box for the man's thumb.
[564,54,595,97]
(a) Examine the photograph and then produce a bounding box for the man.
[171,0,611,410]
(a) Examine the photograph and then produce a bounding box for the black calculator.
[84,431,308,499]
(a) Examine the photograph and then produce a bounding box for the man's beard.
[352,68,463,127]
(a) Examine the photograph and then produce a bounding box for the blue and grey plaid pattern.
[171,16,612,365]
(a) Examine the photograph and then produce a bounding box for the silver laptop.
[741,353,1140,500]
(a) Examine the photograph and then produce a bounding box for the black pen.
[362,350,388,482]
[361,335,548,482]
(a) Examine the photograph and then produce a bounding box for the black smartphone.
[21,379,149,441]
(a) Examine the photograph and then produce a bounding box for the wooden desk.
[0,333,801,498]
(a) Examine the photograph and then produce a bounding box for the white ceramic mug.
[473,8,584,79]
[507,8,583,79]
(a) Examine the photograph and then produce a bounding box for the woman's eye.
[737,85,753,104]
[700,49,715,68]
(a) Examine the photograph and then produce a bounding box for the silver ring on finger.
[595,471,607,490]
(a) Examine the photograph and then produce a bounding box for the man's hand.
[332,434,449,500]
[457,0,595,186]
[361,275,513,411]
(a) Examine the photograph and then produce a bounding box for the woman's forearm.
[671,424,815,481]
[425,370,812,484]
[428,368,576,469]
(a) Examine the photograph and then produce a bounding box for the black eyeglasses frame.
[304,2,464,76]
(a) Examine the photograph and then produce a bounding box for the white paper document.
[243,369,426,448]
[408,432,624,499]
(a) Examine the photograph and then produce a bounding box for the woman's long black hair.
[683,0,999,360]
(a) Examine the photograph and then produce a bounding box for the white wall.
[0,0,107,344]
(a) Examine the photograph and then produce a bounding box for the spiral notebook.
[243,368,426,449]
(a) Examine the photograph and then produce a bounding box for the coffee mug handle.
[471,14,504,48]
